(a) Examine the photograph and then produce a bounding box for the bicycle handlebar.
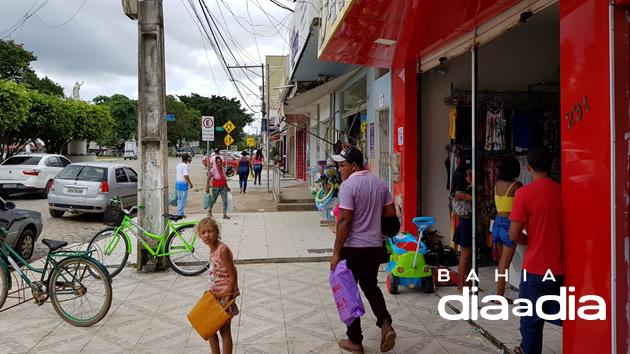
[110,197,145,216]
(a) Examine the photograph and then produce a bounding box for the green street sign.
[216,126,224,131]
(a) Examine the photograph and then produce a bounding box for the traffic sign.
[223,120,236,134]
[247,138,255,146]
[216,126,224,131]
[224,134,234,146]
[166,114,175,121]
[202,116,214,142]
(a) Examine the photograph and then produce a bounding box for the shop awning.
[317,0,521,69]
[285,68,362,110]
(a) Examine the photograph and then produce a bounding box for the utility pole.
[137,0,168,271]
[266,63,270,193]
[226,64,265,184]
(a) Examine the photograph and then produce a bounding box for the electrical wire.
[35,0,88,28]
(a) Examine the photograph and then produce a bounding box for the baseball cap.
[331,146,363,166]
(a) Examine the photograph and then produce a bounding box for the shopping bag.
[250,171,254,179]
[226,192,234,212]
[187,292,235,340]
[204,193,211,210]
[329,260,365,326]
[168,191,178,207]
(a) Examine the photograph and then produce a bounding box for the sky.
[0,0,295,132]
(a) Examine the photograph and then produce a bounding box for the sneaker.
[380,320,396,352]
[338,339,364,353]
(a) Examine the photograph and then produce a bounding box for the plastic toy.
[385,216,436,294]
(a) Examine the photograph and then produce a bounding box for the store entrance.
[420,3,560,295]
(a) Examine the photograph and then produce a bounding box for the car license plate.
[3,184,16,189]
[65,187,86,195]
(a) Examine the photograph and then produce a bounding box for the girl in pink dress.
[198,217,239,354]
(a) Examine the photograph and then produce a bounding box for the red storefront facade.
[318,0,629,352]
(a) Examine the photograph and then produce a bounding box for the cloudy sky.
[0,0,294,131]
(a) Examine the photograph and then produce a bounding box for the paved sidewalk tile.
[0,263,502,353]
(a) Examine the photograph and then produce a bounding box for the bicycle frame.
[0,239,106,296]
[107,215,198,257]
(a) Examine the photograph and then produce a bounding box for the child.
[450,167,473,293]
[198,217,240,354]
[492,156,522,302]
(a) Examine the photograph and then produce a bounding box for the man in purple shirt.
[330,146,397,353]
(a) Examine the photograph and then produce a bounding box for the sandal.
[223,215,230,219]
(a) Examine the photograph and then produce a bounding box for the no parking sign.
[202,116,214,141]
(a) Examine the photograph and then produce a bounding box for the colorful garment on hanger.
[484,108,506,151]
[516,155,533,186]
[448,107,457,140]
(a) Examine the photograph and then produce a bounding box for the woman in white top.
[175,153,193,216]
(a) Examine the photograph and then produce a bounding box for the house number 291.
[565,94,590,131]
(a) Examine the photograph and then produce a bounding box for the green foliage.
[166,95,190,147]
[0,80,31,156]
[184,108,201,144]
[178,94,253,150]
[24,74,65,97]
[93,94,138,145]
[0,40,37,83]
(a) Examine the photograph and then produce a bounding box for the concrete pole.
[137,0,168,271]
[266,63,271,193]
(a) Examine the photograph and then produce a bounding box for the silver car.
[47,162,138,218]
[0,197,43,260]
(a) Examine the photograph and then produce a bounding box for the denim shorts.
[492,216,516,247]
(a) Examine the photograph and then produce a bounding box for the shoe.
[380,320,396,352]
[338,339,364,353]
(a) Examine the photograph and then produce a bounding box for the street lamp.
[121,0,138,20]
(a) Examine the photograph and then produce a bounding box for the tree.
[178,94,253,150]
[166,95,190,147]
[24,74,65,97]
[0,39,37,84]
[0,80,31,158]
[93,94,138,146]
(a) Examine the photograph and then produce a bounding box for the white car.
[0,154,72,199]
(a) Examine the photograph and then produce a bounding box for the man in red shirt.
[509,147,563,354]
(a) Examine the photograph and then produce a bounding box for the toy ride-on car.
[385,216,437,294]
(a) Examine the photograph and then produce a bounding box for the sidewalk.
[1,211,506,354]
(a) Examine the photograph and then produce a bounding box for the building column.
[391,62,418,232]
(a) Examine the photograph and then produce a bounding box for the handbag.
[250,171,254,179]
[329,260,365,326]
[226,192,234,212]
[168,190,178,207]
[381,215,401,238]
[188,292,236,340]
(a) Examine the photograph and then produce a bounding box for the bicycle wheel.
[48,257,112,327]
[0,264,8,310]
[165,225,209,276]
[87,228,129,278]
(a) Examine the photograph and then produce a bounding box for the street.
[6,155,280,260]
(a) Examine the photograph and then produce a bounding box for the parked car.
[0,154,72,199]
[123,150,138,160]
[47,162,138,218]
[0,196,43,260]
[202,151,240,170]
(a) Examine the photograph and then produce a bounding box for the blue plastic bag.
[329,260,365,326]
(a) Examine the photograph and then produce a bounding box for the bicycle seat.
[162,213,185,221]
[42,239,68,252]
[412,217,437,232]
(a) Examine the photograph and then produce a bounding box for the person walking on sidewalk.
[205,157,231,219]
[509,147,563,354]
[330,146,397,353]
[198,217,240,354]
[252,149,265,185]
[237,151,252,194]
[175,153,193,216]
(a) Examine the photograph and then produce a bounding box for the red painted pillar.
[392,62,418,232]
[561,0,615,351]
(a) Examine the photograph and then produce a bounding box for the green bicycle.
[0,215,112,327]
[87,197,209,278]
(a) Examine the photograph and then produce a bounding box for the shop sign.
[318,0,353,58]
